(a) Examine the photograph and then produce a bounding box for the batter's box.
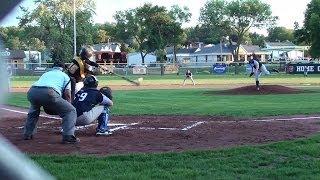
[126,121,206,131]
[15,122,139,134]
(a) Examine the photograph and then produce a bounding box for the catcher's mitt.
[100,86,112,100]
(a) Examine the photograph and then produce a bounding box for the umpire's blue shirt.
[32,67,71,95]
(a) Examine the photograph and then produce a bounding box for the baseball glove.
[100,86,113,100]
[249,72,254,77]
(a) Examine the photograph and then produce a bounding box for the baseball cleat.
[96,130,113,136]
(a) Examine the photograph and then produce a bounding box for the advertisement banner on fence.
[212,63,227,74]
[164,64,179,74]
[286,63,320,74]
[133,66,147,75]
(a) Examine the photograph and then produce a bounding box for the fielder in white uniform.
[248,55,271,91]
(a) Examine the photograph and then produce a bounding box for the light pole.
[220,37,223,62]
[73,0,77,56]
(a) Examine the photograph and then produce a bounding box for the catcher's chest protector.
[68,57,86,79]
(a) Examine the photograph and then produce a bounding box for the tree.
[168,5,191,63]
[303,0,320,58]
[248,32,266,47]
[267,26,294,42]
[19,0,96,62]
[185,25,222,45]
[200,0,277,61]
[114,3,190,67]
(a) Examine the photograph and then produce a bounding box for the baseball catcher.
[67,45,99,100]
[72,75,113,136]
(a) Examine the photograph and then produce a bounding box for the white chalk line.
[4,107,320,132]
[1,107,61,120]
[181,121,205,131]
[126,127,180,131]
[208,116,320,124]
[109,123,139,132]
[2,107,138,132]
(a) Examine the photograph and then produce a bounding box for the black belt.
[32,86,60,95]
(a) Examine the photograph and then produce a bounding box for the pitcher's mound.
[214,85,304,95]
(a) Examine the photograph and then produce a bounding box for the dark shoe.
[23,134,33,140]
[62,135,80,144]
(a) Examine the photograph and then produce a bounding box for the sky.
[0,0,311,34]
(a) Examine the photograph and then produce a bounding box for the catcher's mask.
[79,45,94,60]
[84,75,98,88]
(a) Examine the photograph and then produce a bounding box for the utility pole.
[73,0,77,56]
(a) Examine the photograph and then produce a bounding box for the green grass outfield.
[10,73,320,87]
[5,75,320,179]
[6,88,320,117]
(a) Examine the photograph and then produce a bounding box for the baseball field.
[1,73,320,179]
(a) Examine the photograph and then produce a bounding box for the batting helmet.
[83,75,98,88]
[79,45,94,60]
[100,86,112,100]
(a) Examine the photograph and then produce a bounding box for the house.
[127,52,156,66]
[192,43,233,64]
[0,49,26,69]
[23,51,42,70]
[166,47,199,65]
[262,42,310,61]
[240,45,269,62]
[166,43,268,65]
[92,43,127,64]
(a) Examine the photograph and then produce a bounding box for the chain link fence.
[4,61,299,76]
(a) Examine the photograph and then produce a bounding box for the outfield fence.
[4,61,312,76]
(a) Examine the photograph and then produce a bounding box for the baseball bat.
[98,65,140,86]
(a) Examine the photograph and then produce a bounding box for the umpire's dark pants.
[24,86,77,137]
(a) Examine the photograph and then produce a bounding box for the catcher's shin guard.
[96,108,109,132]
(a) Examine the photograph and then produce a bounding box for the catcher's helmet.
[79,45,94,60]
[83,75,98,88]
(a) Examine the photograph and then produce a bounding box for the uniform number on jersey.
[78,92,88,101]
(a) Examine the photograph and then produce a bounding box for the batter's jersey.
[72,88,103,117]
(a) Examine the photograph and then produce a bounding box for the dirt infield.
[212,85,305,95]
[1,105,320,155]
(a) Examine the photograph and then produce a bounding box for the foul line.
[4,107,320,132]
[181,121,205,131]
[1,107,61,120]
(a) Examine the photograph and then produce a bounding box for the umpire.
[23,61,79,144]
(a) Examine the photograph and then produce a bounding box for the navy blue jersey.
[73,88,103,117]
